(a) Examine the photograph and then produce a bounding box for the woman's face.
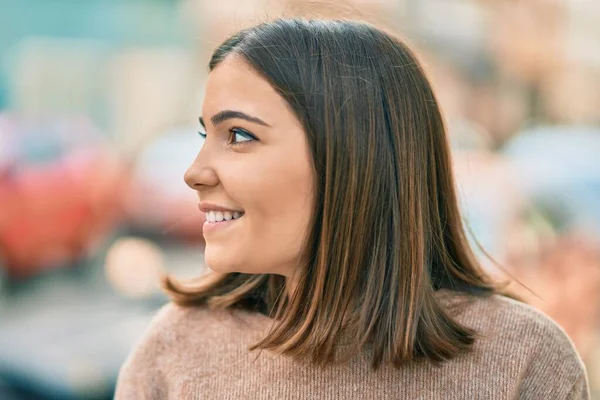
[185,56,314,277]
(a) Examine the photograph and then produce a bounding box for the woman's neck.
[285,272,301,300]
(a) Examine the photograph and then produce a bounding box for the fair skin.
[184,56,314,292]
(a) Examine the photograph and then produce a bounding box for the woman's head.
[184,55,314,279]
[167,18,498,367]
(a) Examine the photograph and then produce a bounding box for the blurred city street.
[1,0,599,398]
[0,241,204,399]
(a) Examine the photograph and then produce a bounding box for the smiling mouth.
[204,210,245,224]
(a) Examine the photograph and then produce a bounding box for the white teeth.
[205,210,244,223]
[207,211,215,222]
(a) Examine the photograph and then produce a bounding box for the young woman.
[116,19,589,399]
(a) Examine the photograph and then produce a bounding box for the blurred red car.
[0,117,205,279]
[0,115,129,278]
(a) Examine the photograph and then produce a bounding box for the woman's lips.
[202,214,243,235]
[198,202,244,214]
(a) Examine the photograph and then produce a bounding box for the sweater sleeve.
[566,372,590,400]
[515,308,590,400]
[114,353,166,400]
[114,304,176,399]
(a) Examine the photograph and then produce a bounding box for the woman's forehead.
[202,57,293,126]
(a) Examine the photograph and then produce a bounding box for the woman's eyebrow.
[200,110,271,128]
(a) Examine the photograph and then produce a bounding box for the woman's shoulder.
[115,302,269,397]
[123,303,266,366]
[136,302,268,350]
[115,303,230,397]
[450,291,579,350]
[439,290,588,397]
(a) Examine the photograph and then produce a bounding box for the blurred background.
[0,0,599,398]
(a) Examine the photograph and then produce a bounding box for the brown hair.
[164,18,502,368]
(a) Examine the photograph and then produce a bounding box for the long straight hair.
[164,18,503,369]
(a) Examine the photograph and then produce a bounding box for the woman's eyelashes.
[228,127,257,146]
[198,127,258,147]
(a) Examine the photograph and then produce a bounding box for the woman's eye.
[198,130,207,139]
[229,128,256,145]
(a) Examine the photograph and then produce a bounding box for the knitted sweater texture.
[115,291,589,399]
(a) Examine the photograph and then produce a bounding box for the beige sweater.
[115,291,589,399]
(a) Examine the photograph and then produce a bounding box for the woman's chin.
[204,252,240,274]
[204,259,231,274]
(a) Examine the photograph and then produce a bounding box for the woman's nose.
[184,151,219,190]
